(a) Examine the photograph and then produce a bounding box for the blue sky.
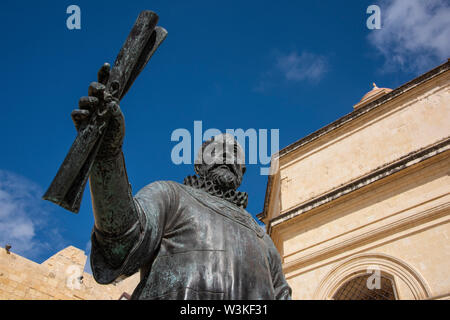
[0,0,449,269]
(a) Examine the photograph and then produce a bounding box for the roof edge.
[278,59,450,158]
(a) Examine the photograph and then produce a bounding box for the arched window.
[332,273,397,300]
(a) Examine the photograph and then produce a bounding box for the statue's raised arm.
[43,10,167,278]
[72,65,139,269]
[43,11,167,213]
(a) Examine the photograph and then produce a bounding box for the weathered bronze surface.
[45,10,291,300]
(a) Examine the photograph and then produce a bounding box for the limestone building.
[0,246,139,300]
[258,60,450,300]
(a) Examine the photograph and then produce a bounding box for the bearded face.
[206,164,241,190]
[194,134,246,191]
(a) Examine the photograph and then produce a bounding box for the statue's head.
[194,133,246,191]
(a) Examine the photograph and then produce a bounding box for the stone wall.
[0,246,139,300]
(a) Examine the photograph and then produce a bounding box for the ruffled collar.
[183,175,248,209]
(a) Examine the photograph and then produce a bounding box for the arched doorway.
[332,273,397,300]
[314,253,431,300]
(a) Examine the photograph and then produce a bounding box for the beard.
[206,165,239,191]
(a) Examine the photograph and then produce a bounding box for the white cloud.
[368,0,450,72]
[0,170,66,259]
[254,50,328,92]
[276,51,328,82]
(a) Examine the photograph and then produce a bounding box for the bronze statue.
[45,10,291,300]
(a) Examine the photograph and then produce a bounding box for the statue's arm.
[89,152,140,268]
[72,64,139,268]
[89,179,177,284]
[72,65,178,284]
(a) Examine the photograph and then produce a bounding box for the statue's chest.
[161,187,266,256]
[182,185,264,235]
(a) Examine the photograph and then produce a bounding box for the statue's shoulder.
[136,180,180,191]
[243,212,267,239]
[134,180,183,202]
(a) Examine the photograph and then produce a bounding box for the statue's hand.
[71,63,125,160]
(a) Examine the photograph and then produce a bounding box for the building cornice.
[267,137,450,235]
[259,59,450,223]
[278,60,450,158]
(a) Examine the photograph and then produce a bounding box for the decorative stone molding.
[313,253,431,300]
[282,201,449,273]
[268,137,450,234]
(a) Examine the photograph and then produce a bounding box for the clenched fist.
[71,63,125,160]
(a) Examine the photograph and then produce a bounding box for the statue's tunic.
[90,181,291,300]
